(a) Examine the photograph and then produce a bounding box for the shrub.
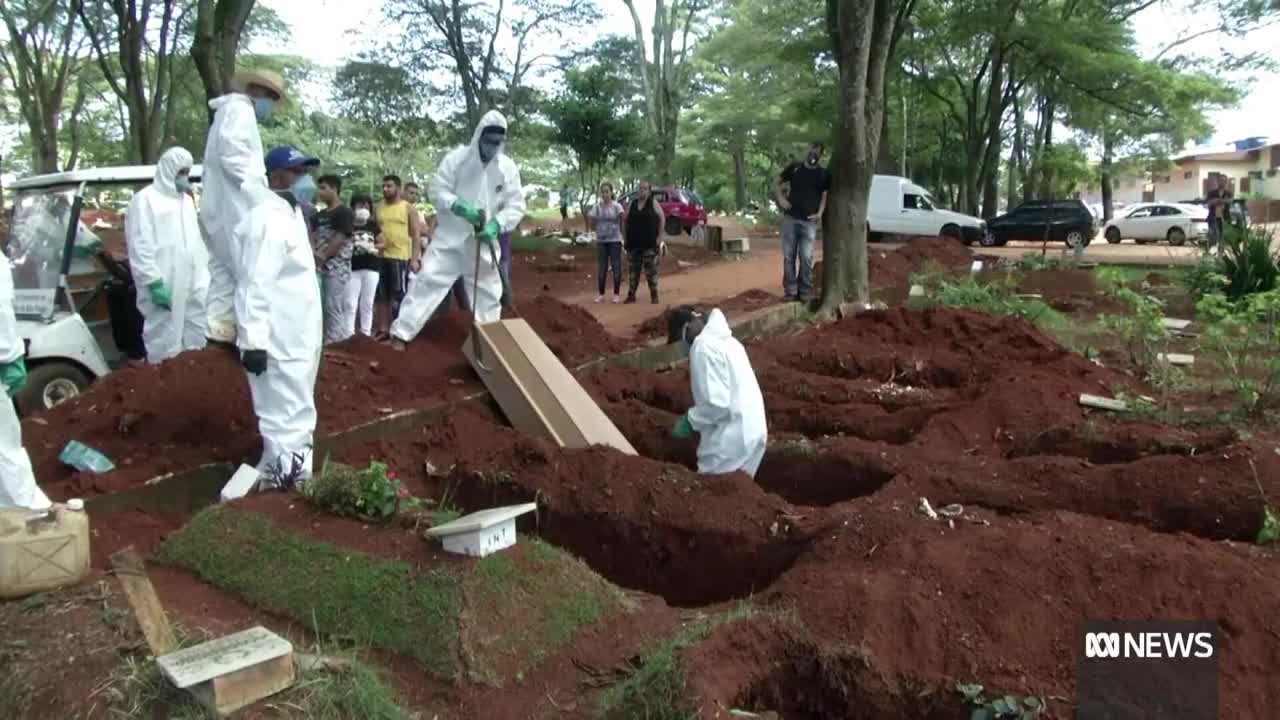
[911,269,1063,328]
[304,460,403,520]
[1197,289,1280,416]
[1218,224,1280,300]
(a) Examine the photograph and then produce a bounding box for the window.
[918,194,935,211]
[904,193,920,209]
[1249,170,1264,181]
[1127,207,1154,219]
[1152,206,1179,217]
[1184,171,1194,179]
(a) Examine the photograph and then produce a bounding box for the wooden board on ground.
[464,319,637,455]
[1161,317,1193,330]
[1158,352,1195,366]
[110,548,178,656]
[157,626,295,717]
[1079,393,1129,412]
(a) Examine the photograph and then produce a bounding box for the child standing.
[589,182,625,303]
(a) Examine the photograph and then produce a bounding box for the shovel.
[471,230,489,372]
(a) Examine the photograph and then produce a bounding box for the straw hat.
[231,68,287,102]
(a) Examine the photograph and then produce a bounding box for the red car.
[619,186,707,236]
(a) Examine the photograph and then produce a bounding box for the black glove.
[241,349,268,376]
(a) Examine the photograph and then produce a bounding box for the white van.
[867,175,986,244]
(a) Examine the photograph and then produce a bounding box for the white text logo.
[1085,632,1214,660]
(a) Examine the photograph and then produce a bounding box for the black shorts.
[378,259,408,304]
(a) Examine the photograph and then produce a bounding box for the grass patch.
[510,229,572,252]
[159,507,619,684]
[910,269,1070,332]
[600,603,756,720]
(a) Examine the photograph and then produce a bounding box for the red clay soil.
[632,289,783,339]
[511,242,721,301]
[26,297,627,500]
[684,502,1280,718]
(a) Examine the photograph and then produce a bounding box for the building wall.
[1151,147,1280,201]
[1076,176,1148,206]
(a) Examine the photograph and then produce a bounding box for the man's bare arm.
[407,205,423,262]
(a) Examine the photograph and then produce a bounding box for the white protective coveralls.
[391,110,526,340]
[234,194,322,483]
[126,147,210,363]
[687,309,768,477]
[201,94,270,343]
[0,255,51,510]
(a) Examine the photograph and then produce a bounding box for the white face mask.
[354,207,371,224]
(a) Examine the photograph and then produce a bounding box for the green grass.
[158,507,619,684]
[509,229,572,252]
[600,603,757,720]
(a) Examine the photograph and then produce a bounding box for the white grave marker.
[426,503,537,558]
[157,626,294,716]
[221,464,260,502]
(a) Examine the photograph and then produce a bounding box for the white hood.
[153,147,193,197]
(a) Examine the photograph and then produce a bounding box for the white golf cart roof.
[9,164,204,191]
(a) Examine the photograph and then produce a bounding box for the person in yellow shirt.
[374,175,422,339]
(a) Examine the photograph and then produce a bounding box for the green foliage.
[1098,286,1170,375]
[547,63,643,198]
[286,654,413,720]
[601,604,756,720]
[304,460,403,521]
[957,683,1047,720]
[1217,224,1280,300]
[1197,290,1280,415]
[1017,253,1064,272]
[1181,253,1229,301]
[1258,506,1280,545]
[911,269,1065,329]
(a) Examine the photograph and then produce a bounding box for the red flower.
[396,485,410,499]
[387,469,398,481]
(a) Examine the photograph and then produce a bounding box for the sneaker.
[624,295,637,304]
[594,295,605,304]
[612,295,622,304]
[651,294,660,304]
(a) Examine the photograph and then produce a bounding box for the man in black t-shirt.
[775,142,831,302]
[1205,175,1234,253]
[313,174,355,344]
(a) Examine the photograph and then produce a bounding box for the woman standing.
[623,180,665,304]
[346,193,383,337]
[589,182,625,303]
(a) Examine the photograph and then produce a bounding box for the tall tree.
[622,0,708,185]
[547,63,641,216]
[333,59,438,171]
[74,0,188,163]
[822,0,912,311]
[0,0,87,173]
[385,0,598,129]
[190,0,254,112]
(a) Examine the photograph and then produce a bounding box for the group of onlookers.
[586,180,666,304]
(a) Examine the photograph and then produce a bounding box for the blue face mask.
[174,175,192,194]
[290,174,317,205]
[253,97,275,122]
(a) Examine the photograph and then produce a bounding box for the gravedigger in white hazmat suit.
[126,147,210,363]
[668,306,768,477]
[390,110,525,348]
[200,69,286,344]
[0,254,51,510]
[234,146,323,487]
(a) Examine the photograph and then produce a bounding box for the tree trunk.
[823,0,904,311]
[192,0,256,122]
[875,108,895,174]
[1037,98,1056,198]
[1100,134,1114,221]
[731,144,748,210]
[1008,89,1024,210]
[978,46,1006,219]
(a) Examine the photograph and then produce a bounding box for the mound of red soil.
[633,289,782,339]
[27,298,627,499]
[685,503,1280,718]
[869,236,974,289]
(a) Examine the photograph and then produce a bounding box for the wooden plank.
[1079,394,1129,412]
[187,653,295,717]
[1161,317,1192,330]
[158,626,292,689]
[110,547,178,656]
[1157,353,1195,366]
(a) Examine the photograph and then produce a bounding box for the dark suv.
[984,200,1097,247]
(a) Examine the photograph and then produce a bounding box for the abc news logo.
[1084,630,1214,660]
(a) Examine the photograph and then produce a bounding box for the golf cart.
[4,165,202,414]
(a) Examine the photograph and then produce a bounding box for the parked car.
[984,199,1096,247]
[618,186,707,236]
[1181,197,1251,226]
[866,175,986,244]
[1103,203,1208,246]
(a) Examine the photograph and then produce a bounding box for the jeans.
[597,242,623,296]
[782,216,817,300]
[320,271,351,344]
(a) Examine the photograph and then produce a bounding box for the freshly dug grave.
[682,503,1280,718]
[633,289,783,339]
[158,502,624,684]
[27,298,627,499]
[513,241,721,301]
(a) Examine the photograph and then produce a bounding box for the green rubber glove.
[1,357,26,398]
[452,200,485,228]
[477,217,501,247]
[671,414,694,440]
[147,279,172,310]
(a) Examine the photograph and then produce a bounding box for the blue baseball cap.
[264,146,320,173]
